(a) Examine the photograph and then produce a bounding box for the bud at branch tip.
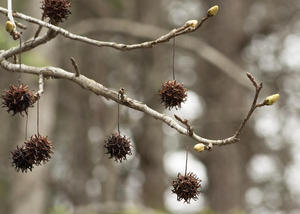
[193,143,205,152]
[207,5,219,17]
[5,21,15,33]
[264,94,280,105]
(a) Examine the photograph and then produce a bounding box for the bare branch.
[34,15,45,38]
[0,6,211,51]
[2,30,57,59]
[234,73,264,138]
[15,20,27,30]
[68,18,253,90]
[0,54,257,146]
[0,7,254,90]
[0,6,270,148]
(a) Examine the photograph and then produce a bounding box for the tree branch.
[0,51,267,147]
[68,18,253,90]
[0,6,270,149]
[0,6,211,51]
[0,7,253,90]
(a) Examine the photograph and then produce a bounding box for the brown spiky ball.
[159,80,187,109]
[24,135,54,165]
[172,172,201,203]
[11,145,35,173]
[41,0,71,23]
[104,133,132,162]
[1,84,36,116]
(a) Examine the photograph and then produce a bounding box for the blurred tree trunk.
[132,0,166,210]
[197,0,259,213]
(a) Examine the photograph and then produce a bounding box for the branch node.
[205,143,213,151]
[119,88,125,101]
[174,114,194,136]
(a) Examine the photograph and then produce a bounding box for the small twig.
[70,57,80,77]
[15,20,27,30]
[195,16,209,31]
[174,114,194,136]
[12,54,17,64]
[234,72,265,138]
[34,15,45,38]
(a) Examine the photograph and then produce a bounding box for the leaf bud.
[193,143,205,152]
[207,5,219,17]
[264,94,280,105]
[5,21,15,33]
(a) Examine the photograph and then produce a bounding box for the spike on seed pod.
[159,80,187,110]
[11,145,35,173]
[41,0,71,24]
[207,5,219,17]
[264,94,280,105]
[172,172,201,203]
[104,132,132,162]
[1,84,36,116]
[24,134,54,165]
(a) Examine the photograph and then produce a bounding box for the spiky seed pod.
[41,0,71,24]
[104,133,132,162]
[159,80,187,110]
[172,172,201,203]
[11,145,35,173]
[1,84,36,116]
[24,135,54,165]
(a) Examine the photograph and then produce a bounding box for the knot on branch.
[174,114,193,136]
[119,88,125,101]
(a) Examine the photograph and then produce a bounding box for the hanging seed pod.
[1,84,36,116]
[172,172,201,203]
[104,132,132,162]
[24,134,53,165]
[11,145,35,173]
[159,80,187,109]
[41,0,71,24]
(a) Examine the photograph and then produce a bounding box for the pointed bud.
[5,21,15,33]
[207,5,219,17]
[193,143,205,152]
[264,94,280,105]
[185,20,198,28]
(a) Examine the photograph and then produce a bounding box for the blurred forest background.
[0,0,300,214]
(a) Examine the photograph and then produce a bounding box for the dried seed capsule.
[41,0,71,24]
[172,172,201,203]
[104,132,132,162]
[159,80,187,110]
[1,84,36,116]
